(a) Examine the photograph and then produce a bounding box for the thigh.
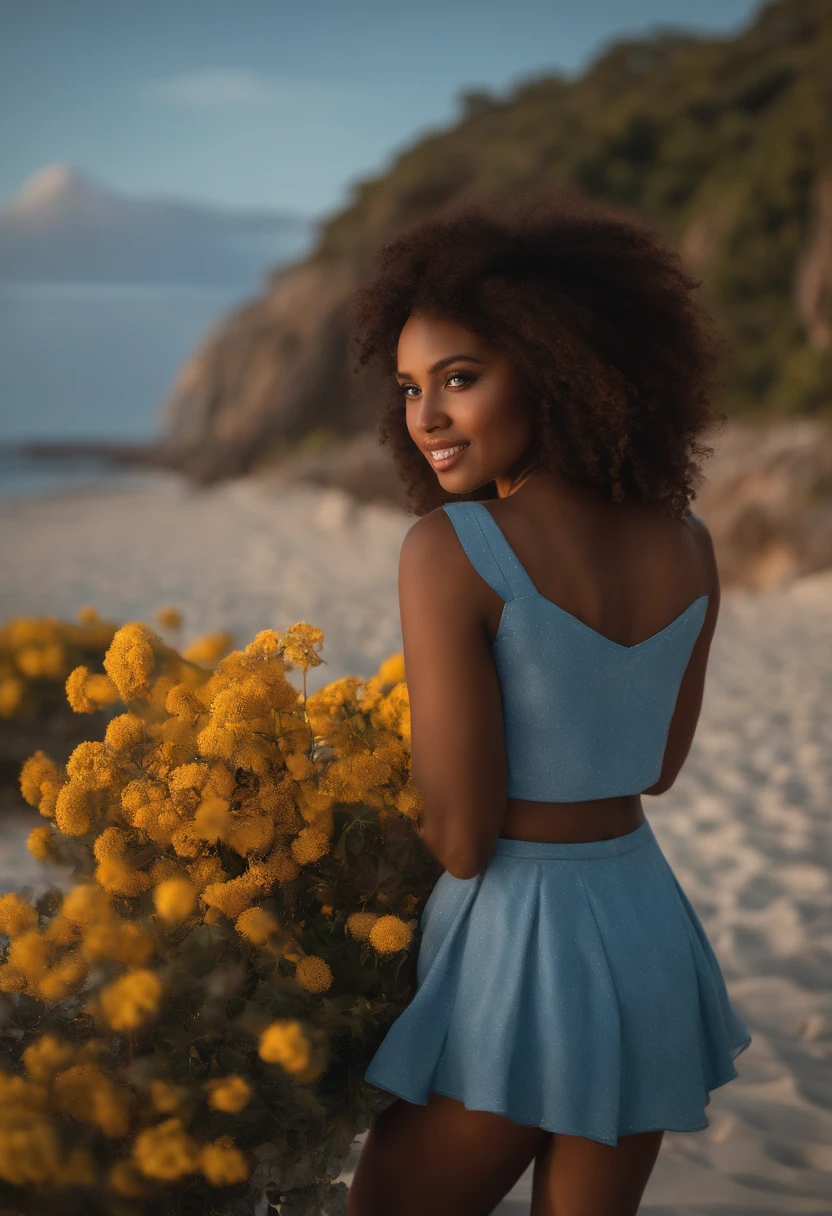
[530,1128,665,1216]
[347,1092,549,1216]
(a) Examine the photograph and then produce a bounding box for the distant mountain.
[0,164,317,288]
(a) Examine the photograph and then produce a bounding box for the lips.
[427,442,470,469]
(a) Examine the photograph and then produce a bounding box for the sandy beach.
[2,470,831,1213]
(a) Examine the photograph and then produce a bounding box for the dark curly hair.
[347,187,728,519]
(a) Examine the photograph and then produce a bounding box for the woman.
[345,190,752,1216]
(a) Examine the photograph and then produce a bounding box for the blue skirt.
[364,817,752,1146]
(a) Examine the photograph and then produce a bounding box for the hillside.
[159,0,832,481]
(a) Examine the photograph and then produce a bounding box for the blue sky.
[1,0,764,220]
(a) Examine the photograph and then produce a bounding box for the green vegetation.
[313,0,832,418]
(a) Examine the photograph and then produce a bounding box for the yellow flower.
[65,665,120,713]
[22,1034,75,1082]
[17,642,66,680]
[84,920,155,967]
[0,1108,60,1187]
[346,912,379,942]
[295,955,333,994]
[369,914,413,955]
[291,825,331,866]
[182,629,234,665]
[103,622,161,701]
[202,876,256,922]
[258,1020,327,1083]
[210,676,271,726]
[93,826,130,861]
[0,967,26,993]
[0,892,38,937]
[320,904,333,916]
[156,606,183,631]
[78,605,99,625]
[193,795,232,843]
[165,682,204,719]
[104,712,145,751]
[246,844,300,889]
[234,906,279,946]
[200,1136,251,1186]
[61,883,112,925]
[42,914,79,947]
[228,812,274,857]
[0,675,25,717]
[378,651,406,686]
[186,855,224,892]
[243,629,282,660]
[95,856,150,898]
[109,1159,152,1197]
[18,750,62,808]
[133,1118,200,1181]
[196,723,238,761]
[395,782,423,820]
[37,951,87,1000]
[0,1074,48,1108]
[53,1064,133,1137]
[54,781,97,836]
[100,969,162,1031]
[149,1079,182,1114]
[168,761,208,794]
[26,824,53,861]
[53,1144,96,1188]
[280,622,325,671]
[153,878,196,925]
[169,822,205,858]
[205,1075,252,1113]
[7,931,50,982]
[66,740,119,790]
[206,761,237,799]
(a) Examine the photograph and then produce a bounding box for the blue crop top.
[442,501,709,802]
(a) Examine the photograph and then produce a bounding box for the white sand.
[2,471,831,1213]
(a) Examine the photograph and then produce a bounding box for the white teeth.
[430,444,467,460]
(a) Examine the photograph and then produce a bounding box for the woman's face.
[396,313,539,498]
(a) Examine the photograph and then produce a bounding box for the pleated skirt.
[364,817,752,1146]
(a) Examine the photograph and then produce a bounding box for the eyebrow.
[395,354,485,380]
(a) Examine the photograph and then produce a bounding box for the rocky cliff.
[158,0,832,482]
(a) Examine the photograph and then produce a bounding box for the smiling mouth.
[428,442,470,466]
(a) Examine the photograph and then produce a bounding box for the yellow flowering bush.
[0,615,440,1215]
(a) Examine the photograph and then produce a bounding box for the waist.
[499,793,644,844]
[493,817,656,859]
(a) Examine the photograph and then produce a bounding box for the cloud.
[139,69,321,112]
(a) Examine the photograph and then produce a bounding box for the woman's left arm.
[397,508,507,879]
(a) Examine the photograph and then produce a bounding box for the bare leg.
[347,1091,549,1216]
[529,1128,665,1216]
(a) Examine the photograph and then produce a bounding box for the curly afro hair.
[347,187,727,519]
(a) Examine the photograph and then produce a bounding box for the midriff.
[499,793,645,844]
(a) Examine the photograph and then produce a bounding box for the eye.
[395,371,475,399]
[446,372,474,388]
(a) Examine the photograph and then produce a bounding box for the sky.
[1,0,765,222]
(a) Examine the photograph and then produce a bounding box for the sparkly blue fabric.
[438,500,710,801]
[364,820,752,1143]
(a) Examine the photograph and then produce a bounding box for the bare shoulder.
[398,506,467,590]
[682,510,716,563]
[682,510,719,602]
[399,505,456,565]
[399,504,487,607]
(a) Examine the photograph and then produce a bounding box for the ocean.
[0,280,256,497]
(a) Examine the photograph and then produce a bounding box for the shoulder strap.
[442,502,537,602]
